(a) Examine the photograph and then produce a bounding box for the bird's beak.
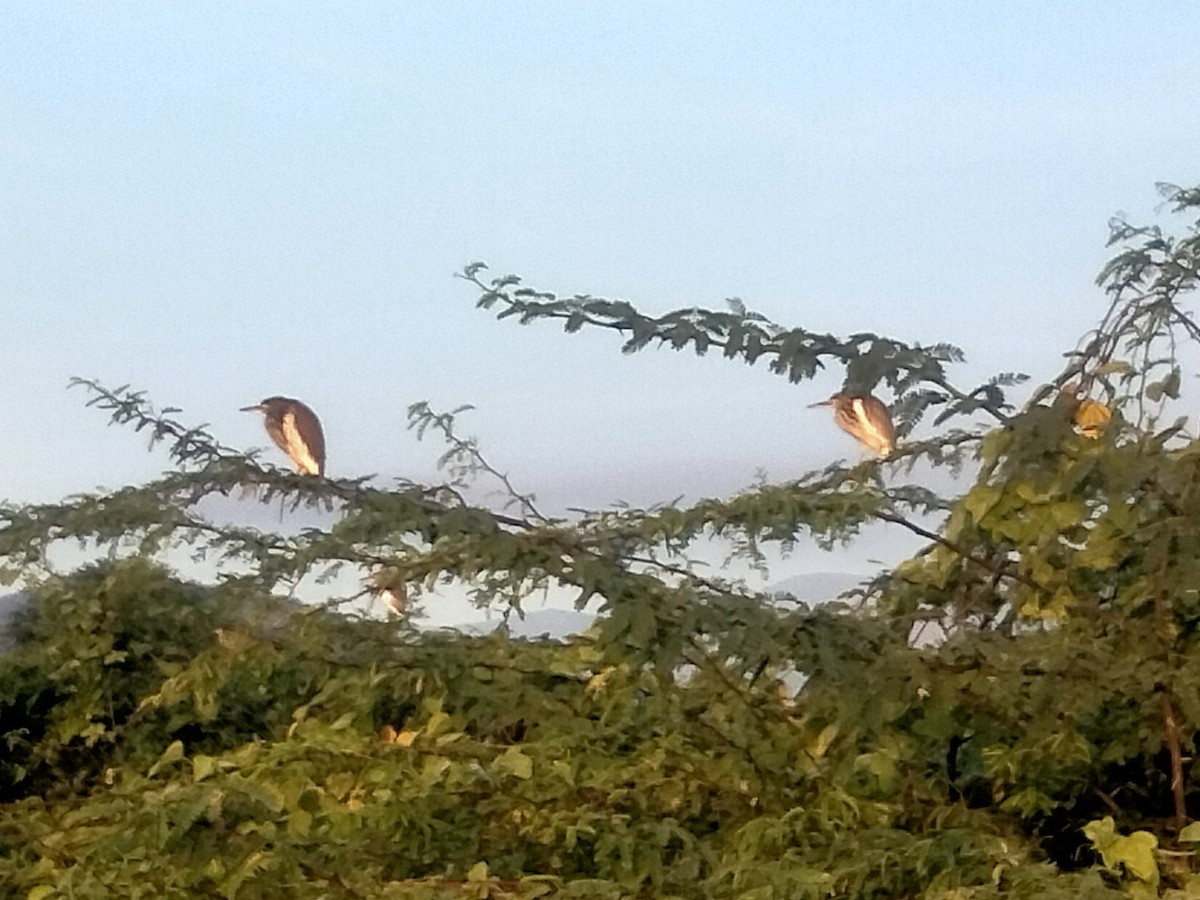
[807,399,833,409]
[239,404,264,413]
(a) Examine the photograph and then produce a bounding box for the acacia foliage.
[2,184,1200,898]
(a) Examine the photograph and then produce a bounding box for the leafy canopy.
[3,183,1200,898]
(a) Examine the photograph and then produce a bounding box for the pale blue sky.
[3,4,1198,614]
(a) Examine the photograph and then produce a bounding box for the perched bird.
[368,567,408,618]
[380,584,407,618]
[809,392,896,457]
[240,396,326,475]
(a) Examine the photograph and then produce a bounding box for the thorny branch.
[459,267,1013,425]
[407,401,549,523]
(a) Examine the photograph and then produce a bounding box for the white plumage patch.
[282,410,323,475]
[381,587,407,618]
[851,397,894,456]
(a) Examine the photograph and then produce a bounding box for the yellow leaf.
[1048,500,1084,528]
[586,666,617,694]
[149,740,185,777]
[494,747,534,780]
[421,756,452,783]
[1074,398,1111,438]
[424,711,452,737]
[1109,831,1158,882]
[1084,816,1159,882]
[287,808,312,837]
[1014,480,1050,503]
[394,730,419,747]
[203,858,225,880]
[807,723,839,760]
[27,886,56,900]
[192,755,216,782]
[467,861,489,883]
[962,484,1002,523]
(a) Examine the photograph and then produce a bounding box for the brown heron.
[380,585,407,618]
[368,567,407,618]
[240,396,326,475]
[809,392,896,457]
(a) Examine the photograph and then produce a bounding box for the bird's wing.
[282,407,326,476]
[852,396,896,453]
[263,418,291,458]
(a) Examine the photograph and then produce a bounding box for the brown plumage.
[240,396,326,475]
[368,567,408,618]
[809,392,896,457]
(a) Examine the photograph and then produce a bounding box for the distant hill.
[451,608,596,640]
[766,571,865,603]
[0,592,31,652]
[0,574,864,653]
[449,573,864,640]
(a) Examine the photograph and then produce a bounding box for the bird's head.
[240,397,290,415]
[807,393,847,409]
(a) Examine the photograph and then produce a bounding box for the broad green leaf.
[1047,500,1085,528]
[494,747,534,780]
[1084,817,1159,881]
[148,740,185,777]
[287,808,312,837]
[421,756,452,784]
[963,484,1002,523]
[192,754,216,782]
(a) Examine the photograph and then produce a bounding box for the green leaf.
[148,740,185,777]
[1112,831,1158,882]
[192,754,216,782]
[287,808,313,837]
[1083,817,1159,882]
[1164,367,1182,399]
[1047,500,1084,528]
[493,747,534,780]
[962,484,1002,522]
[807,724,839,759]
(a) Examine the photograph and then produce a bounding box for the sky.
[2,3,1199,622]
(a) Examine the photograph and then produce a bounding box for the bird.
[368,567,408,618]
[240,396,326,475]
[809,392,896,457]
[380,584,407,618]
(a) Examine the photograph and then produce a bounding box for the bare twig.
[1160,689,1189,830]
